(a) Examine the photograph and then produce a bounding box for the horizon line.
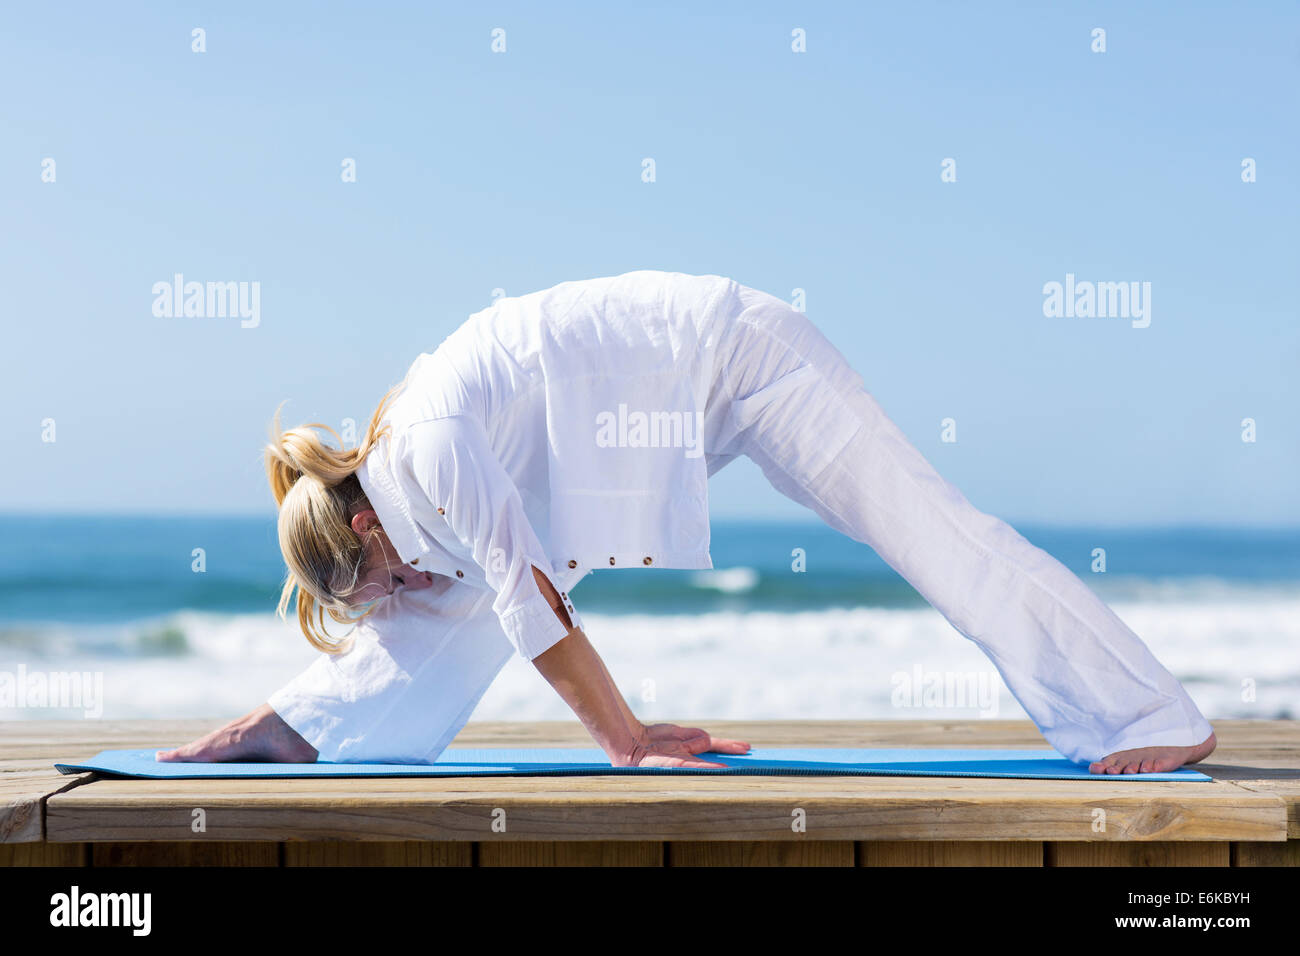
[3,509,1299,534]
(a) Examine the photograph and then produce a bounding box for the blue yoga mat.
[54,747,1212,781]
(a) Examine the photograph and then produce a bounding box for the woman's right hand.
[610,722,750,769]
[155,703,318,763]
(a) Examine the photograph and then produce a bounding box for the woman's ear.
[350,507,381,536]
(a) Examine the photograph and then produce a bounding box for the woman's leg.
[712,288,1215,767]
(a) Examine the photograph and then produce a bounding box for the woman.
[159,270,1216,773]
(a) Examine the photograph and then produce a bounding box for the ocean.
[1,514,1296,728]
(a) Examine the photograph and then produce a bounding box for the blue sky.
[2,1,1296,526]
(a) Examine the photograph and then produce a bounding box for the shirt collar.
[355,434,430,567]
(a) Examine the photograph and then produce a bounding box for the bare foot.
[155,703,318,763]
[1089,731,1216,774]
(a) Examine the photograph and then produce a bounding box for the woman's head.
[264,382,408,653]
[347,507,435,605]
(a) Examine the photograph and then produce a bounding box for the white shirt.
[353,270,743,661]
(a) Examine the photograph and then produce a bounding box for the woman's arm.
[527,563,650,761]
[531,627,752,768]
[159,578,514,764]
[158,562,752,766]
[529,564,646,744]
[529,565,749,768]
[530,626,645,762]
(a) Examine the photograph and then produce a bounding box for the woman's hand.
[611,722,751,769]
[529,623,750,770]
[155,703,318,763]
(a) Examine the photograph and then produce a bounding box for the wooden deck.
[2,718,1297,866]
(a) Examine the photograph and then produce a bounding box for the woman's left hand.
[155,703,318,763]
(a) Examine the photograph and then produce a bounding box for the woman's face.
[343,510,434,607]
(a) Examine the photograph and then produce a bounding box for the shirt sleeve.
[267,578,513,763]
[395,414,574,661]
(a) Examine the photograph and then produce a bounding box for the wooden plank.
[667,841,853,866]
[0,842,87,866]
[1,759,87,773]
[1232,841,1300,867]
[861,841,1042,866]
[0,770,91,844]
[5,717,1295,760]
[10,718,1296,852]
[478,842,662,866]
[5,717,1295,750]
[285,842,471,866]
[90,841,280,866]
[459,717,1300,751]
[1046,842,1230,866]
[45,774,1284,843]
[1222,777,1300,839]
[0,719,223,761]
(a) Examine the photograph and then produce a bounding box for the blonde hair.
[265,381,407,653]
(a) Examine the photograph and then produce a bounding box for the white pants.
[269,285,1214,765]
[707,285,1214,762]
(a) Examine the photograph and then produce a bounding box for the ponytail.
[265,379,406,652]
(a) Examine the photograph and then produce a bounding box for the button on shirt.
[354,270,743,661]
